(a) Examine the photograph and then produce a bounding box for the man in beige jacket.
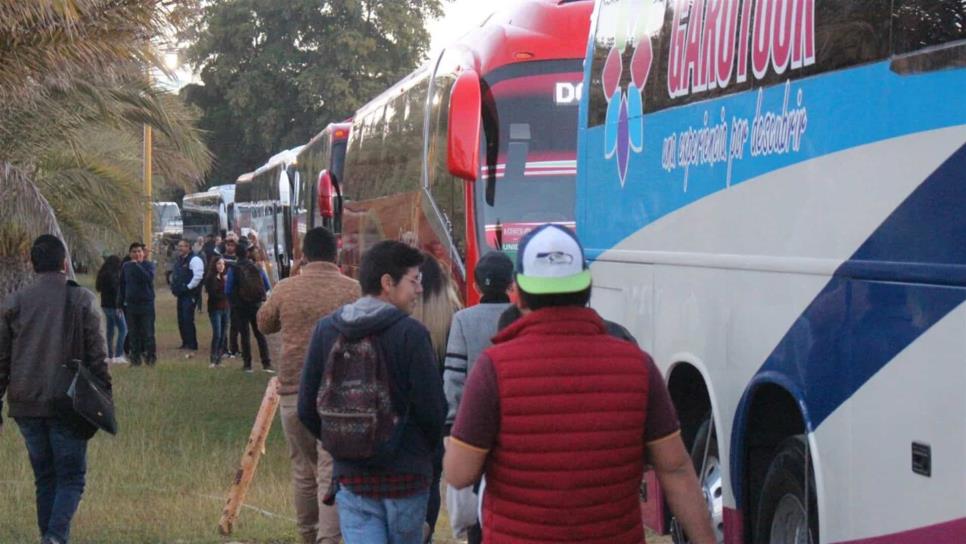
[258,227,360,544]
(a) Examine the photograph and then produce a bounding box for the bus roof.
[351,64,433,122]
[253,145,304,176]
[299,122,352,159]
[448,0,592,76]
[183,189,221,202]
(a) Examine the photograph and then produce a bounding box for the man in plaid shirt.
[299,241,446,544]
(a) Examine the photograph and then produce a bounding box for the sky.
[427,0,519,59]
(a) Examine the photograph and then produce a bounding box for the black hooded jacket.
[298,296,446,481]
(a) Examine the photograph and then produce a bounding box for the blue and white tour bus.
[577,1,966,543]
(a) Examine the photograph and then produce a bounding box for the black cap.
[475,251,513,294]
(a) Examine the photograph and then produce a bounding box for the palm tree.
[0,0,209,298]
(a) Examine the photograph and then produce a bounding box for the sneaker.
[228,352,238,359]
[184,352,195,359]
[209,362,217,368]
[115,356,130,364]
[262,365,275,374]
[243,367,253,374]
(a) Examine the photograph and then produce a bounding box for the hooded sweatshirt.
[298,296,446,481]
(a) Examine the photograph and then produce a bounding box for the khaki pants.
[279,394,341,544]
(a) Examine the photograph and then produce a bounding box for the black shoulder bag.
[53,284,118,438]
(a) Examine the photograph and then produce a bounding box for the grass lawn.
[0,276,461,543]
[1,274,670,544]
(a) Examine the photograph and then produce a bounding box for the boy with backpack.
[298,240,446,544]
[225,243,273,373]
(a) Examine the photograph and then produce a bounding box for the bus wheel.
[671,418,724,544]
[754,435,817,544]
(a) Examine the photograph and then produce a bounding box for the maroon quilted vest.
[482,307,650,544]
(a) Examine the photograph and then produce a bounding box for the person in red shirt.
[444,224,715,544]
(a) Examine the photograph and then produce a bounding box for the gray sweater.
[442,301,510,425]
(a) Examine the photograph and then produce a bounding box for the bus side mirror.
[447,69,482,182]
[317,170,335,219]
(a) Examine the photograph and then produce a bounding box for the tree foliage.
[0,0,212,291]
[182,0,444,183]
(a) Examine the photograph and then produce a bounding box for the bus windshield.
[476,61,582,254]
[181,209,218,240]
[331,141,347,182]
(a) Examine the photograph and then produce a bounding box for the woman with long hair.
[204,256,230,367]
[412,252,462,365]
[410,251,462,543]
[246,230,274,283]
[95,254,127,363]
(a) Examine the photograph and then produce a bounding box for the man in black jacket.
[119,242,156,366]
[171,239,204,353]
[299,240,446,544]
[0,234,112,544]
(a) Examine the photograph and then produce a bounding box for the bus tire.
[753,435,818,544]
[671,418,723,544]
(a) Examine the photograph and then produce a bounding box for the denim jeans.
[208,308,229,362]
[336,487,428,544]
[176,294,198,350]
[103,307,127,358]
[15,417,89,544]
[126,303,156,364]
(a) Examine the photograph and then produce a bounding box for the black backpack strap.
[62,283,77,367]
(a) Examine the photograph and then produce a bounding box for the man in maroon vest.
[444,224,715,544]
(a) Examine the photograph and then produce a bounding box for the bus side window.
[891,0,966,73]
[426,55,467,277]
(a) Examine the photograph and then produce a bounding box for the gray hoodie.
[442,301,510,426]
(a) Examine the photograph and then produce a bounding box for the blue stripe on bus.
[577,62,966,258]
[730,143,966,505]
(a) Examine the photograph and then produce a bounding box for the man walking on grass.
[258,227,360,544]
[120,241,156,366]
[299,241,446,544]
[0,235,112,544]
[444,224,716,544]
[171,238,205,355]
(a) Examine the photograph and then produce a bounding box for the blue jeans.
[15,417,89,543]
[176,295,198,349]
[208,308,229,362]
[103,307,127,358]
[336,487,429,544]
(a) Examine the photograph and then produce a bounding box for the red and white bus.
[233,123,351,282]
[290,122,351,267]
[338,0,593,303]
[234,146,303,283]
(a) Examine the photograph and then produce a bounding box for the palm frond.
[0,161,74,277]
[0,0,165,102]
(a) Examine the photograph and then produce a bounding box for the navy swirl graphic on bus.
[602,14,651,187]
